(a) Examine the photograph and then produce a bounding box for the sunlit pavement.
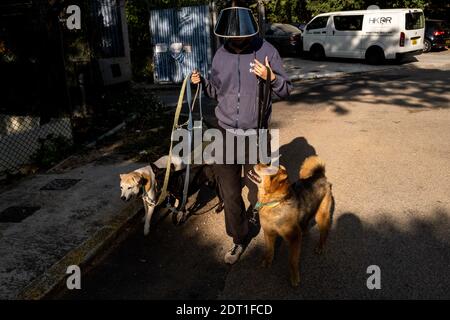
[62,50,450,300]
[283,49,450,80]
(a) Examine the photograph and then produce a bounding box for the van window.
[306,16,329,30]
[405,12,424,30]
[333,15,364,31]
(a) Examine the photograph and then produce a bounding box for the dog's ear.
[119,174,124,179]
[150,162,159,174]
[268,171,288,194]
[131,175,140,185]
[139,176,149,187]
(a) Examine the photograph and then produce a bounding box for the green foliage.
[126,0,152,81]
[306,0,364,17]
[265,0,305,23]
[32,134,74,168]
[265,0,431,23]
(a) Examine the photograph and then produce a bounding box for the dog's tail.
[299,156,326,180]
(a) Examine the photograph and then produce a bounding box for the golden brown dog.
[248,156,333,286]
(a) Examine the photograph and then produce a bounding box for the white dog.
[119,156,185,235]
[120,166,158,236]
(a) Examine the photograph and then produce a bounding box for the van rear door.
[404,11,425,51]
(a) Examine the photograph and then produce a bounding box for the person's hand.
[191,69,201,84]
[252,56,276,81]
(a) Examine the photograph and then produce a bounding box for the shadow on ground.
[221,208,450,299]
[279,136,317,181]
[286,66,450,115]
[59,198,450,299]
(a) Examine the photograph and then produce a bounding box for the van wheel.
[423,39,431,53]
[310,44,325,61]
[365,47,385,65]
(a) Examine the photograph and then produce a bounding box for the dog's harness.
[141,185,157,207]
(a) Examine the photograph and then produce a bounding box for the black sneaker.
[224,244,245,264]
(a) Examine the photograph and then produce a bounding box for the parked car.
[264,23,302,55]
[423,19,450,53]
[302,8,425,64]
[294,23,307,32]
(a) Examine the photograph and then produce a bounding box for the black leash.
[250,65,272,225]
[257,66,272,160]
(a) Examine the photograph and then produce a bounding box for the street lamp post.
[257,0,266,37]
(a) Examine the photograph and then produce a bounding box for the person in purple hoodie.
[191,5,292,264]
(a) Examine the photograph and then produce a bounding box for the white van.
[302,8,425,64]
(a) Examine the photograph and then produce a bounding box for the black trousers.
[214,128,270,245]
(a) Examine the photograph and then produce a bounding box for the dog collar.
[255,200,280,209]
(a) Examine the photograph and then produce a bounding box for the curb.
[16,199,143,300]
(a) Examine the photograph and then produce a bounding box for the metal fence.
[150,5,212,83]
[91,0,125,58]
[0,1,73,175]
[0,0,131,175]
[0,116,73,174]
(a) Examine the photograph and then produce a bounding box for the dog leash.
[257,65,272,140]
[156,73,202,217]
[155,75,189,206]
[248,65,272,225]
[181,79,193,212]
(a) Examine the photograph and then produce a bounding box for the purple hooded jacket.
[202,37,292,130]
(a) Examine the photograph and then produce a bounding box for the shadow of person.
[333,212,364,242]
[278,137,317,181]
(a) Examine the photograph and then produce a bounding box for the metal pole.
[210,1,219,52]
[257,0,266,37]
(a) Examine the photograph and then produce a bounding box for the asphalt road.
[62,51,450,300]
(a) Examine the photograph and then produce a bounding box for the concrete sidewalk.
[0,158,145,299]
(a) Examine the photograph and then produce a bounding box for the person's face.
[228,37,252,50]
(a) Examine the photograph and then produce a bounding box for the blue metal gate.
[150,5,212,84]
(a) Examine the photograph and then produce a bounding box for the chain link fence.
[0,115,73,175]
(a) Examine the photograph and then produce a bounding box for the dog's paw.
[290,273,300,287]
[172,210,188,226]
